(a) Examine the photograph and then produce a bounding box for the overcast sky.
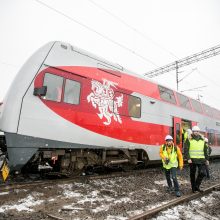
[1,0,220,109]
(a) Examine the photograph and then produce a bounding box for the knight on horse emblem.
[87,79,123,125]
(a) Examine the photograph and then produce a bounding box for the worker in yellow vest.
[160,135,183,197]
[185,126,209,193]
[182,128,188,143]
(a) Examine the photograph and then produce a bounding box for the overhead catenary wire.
[195,68,220,88]
[34,0,159,67]
[33,0,220,108]
[179,68,220,107]
[144,44,220,77]
[153,63,220,108]
[88,0,179,60]
[193,68,220,105]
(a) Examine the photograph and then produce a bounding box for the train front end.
[0,42,56,181]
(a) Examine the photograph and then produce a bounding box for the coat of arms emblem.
[87,79,123,125]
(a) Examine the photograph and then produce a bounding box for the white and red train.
[0,41,220,175]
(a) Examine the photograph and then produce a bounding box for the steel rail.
[0,169,156,192]
[129,183,220,220]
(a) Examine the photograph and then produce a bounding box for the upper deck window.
[202,104,213,117]
[158,85,176,104]
[64,79,81,105]
[191,99,203,113]
[176,93,191,110]
[43,73,63,102]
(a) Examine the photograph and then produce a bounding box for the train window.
[128,95,141,118]
[158,85,176,104]
[176,93,191,110]
[202,104,213,117]
[190,99,203,113]
[217,134,220,145]
[64,79,81,105]
[43,73,63,102]
[114,92,141,118]
[208,132,215,145]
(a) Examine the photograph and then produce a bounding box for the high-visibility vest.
[162,145,178,169]
[183,131,188,142]
[189,139,205,158]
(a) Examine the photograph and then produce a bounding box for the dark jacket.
[185,134,208,164]
[207,145,212,156]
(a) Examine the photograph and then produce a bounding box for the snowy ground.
[0,163,219,220]
[153,191,220,220]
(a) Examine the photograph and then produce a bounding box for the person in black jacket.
[185,126,209,193]
[204,137,212,179]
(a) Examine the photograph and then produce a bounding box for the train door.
[173,117,181,149]
[181,119,192,146]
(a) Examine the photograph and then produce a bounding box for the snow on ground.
[154,178,189,187]
[0,193,44,213]
[0,192,9,196]
[0,168,219,220]
[152,191,220,220]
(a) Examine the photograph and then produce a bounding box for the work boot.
[195,187,203,193]
[192,186,197,193]
[175,191,181,197]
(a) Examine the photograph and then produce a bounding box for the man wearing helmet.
[160,135,183,197]
[185,125,209,193]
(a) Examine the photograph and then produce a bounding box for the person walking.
[183,128,192,159]
[185,126,209,193]
[204,137,212,179]
[160,135,183,197]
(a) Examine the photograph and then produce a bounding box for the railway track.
[0,168,157,192]
[129,183,220,220]
[0,162,219,220]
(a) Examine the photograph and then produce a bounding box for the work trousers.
[204,164,210,179]
[164,167,179,192]
[189,163,206,190]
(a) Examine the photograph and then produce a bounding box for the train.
[0,41,220,179]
